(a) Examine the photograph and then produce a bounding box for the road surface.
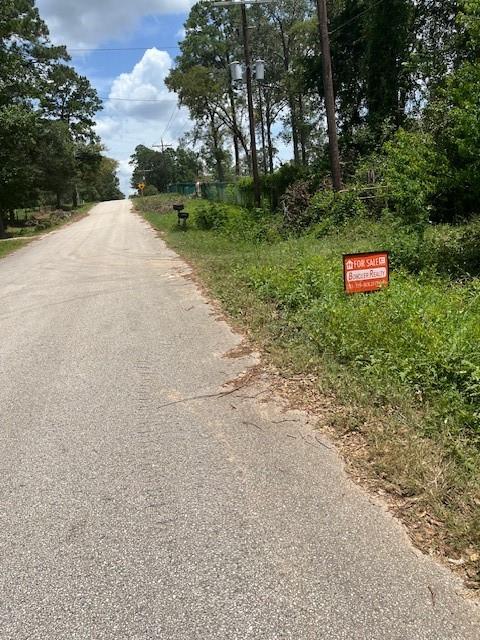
[0,200,478,639]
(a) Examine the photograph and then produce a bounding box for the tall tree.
[0,0,67,106]
[35,119,76,208]
[0,104,39,234]
[167,2,247,177]
[364,0,414,132]
[39,64,102,141]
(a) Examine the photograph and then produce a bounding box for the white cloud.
[37,0,195,48]
[108,49,176,120]
[96,49,191,194]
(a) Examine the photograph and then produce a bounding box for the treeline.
[0,0,123,236]
[168,0,480,225]
[129,144,202,195]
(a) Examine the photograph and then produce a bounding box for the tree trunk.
[228,86,241,177]
[298,94,308,166]
[277,19,300,165]
[265,94,275,175]
[289,96,300,165]
[0,212,5,238]
[233,135,240,177]
[210,116,224,182]
[258,86,268,175]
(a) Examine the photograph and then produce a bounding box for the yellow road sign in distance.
[138,182,146,191]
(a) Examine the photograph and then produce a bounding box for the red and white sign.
[343,251,390,294]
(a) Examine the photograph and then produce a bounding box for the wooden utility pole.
[316,0,342,191]
[240,3,262,207]
[153,140,173,153]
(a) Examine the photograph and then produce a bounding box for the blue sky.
[36,1,196,194]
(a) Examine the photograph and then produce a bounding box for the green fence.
[167,183,197,197]
[201,182,280,211]
[167,181,280,211]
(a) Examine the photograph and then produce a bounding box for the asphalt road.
[0,200,479,639]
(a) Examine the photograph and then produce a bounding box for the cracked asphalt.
[0,200,479,639]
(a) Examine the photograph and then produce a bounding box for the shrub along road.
[0,200,479,638]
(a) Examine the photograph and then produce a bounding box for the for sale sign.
[343,251,390,294]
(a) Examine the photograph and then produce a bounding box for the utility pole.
[316,0,342,191]
[153,140,173,153]
[258,83,268,175]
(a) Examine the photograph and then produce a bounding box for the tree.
[80,157,124,202]
[0,105,40,234]
[35,119,76,208]
[170,1,246,176]
[425,0,480,219]
[129,144,202,192]
[0,0,68,106]
[39,64,102,141]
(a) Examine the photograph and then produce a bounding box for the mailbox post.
[173,204,189,229]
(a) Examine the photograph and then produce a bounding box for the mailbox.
[173,203,189,227]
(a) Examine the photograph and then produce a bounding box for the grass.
[0,238,33,260]
[4,203,94,239]
[136,194,480,588]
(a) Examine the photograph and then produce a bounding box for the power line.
[160,104,179,139]
[101,97,170,102]
[69,46,180,53]
[329,0,384,36]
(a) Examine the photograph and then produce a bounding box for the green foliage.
[364,0,413,132]
[355,129,447,226]
[142,185,159,197]
[427,60,480,219]
[0,1,113,222]
[308,189,367,236]
[424,219,480,278]
[190,200,279,243]
[79,156,124,202]
[141,198,480,445]
[380,129,445,226]
[0,104,40,227]
[243,247,480,439]
[130,144,201,193]
[38,64,102,141]
[35,119,76,206]
[264,163,312,197]
[193,202,228,231]
[0,0,68,106]
[307,278,480,436]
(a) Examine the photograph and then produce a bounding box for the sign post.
[343,251,390,295]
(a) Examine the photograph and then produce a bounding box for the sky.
[36,0,198,195]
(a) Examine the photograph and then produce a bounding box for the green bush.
[357,129,447,227]
[193,202,228,230]
[308,189,367,236]
[143,185,159,197]
[189,199,281,244]
[424,219,480,278]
